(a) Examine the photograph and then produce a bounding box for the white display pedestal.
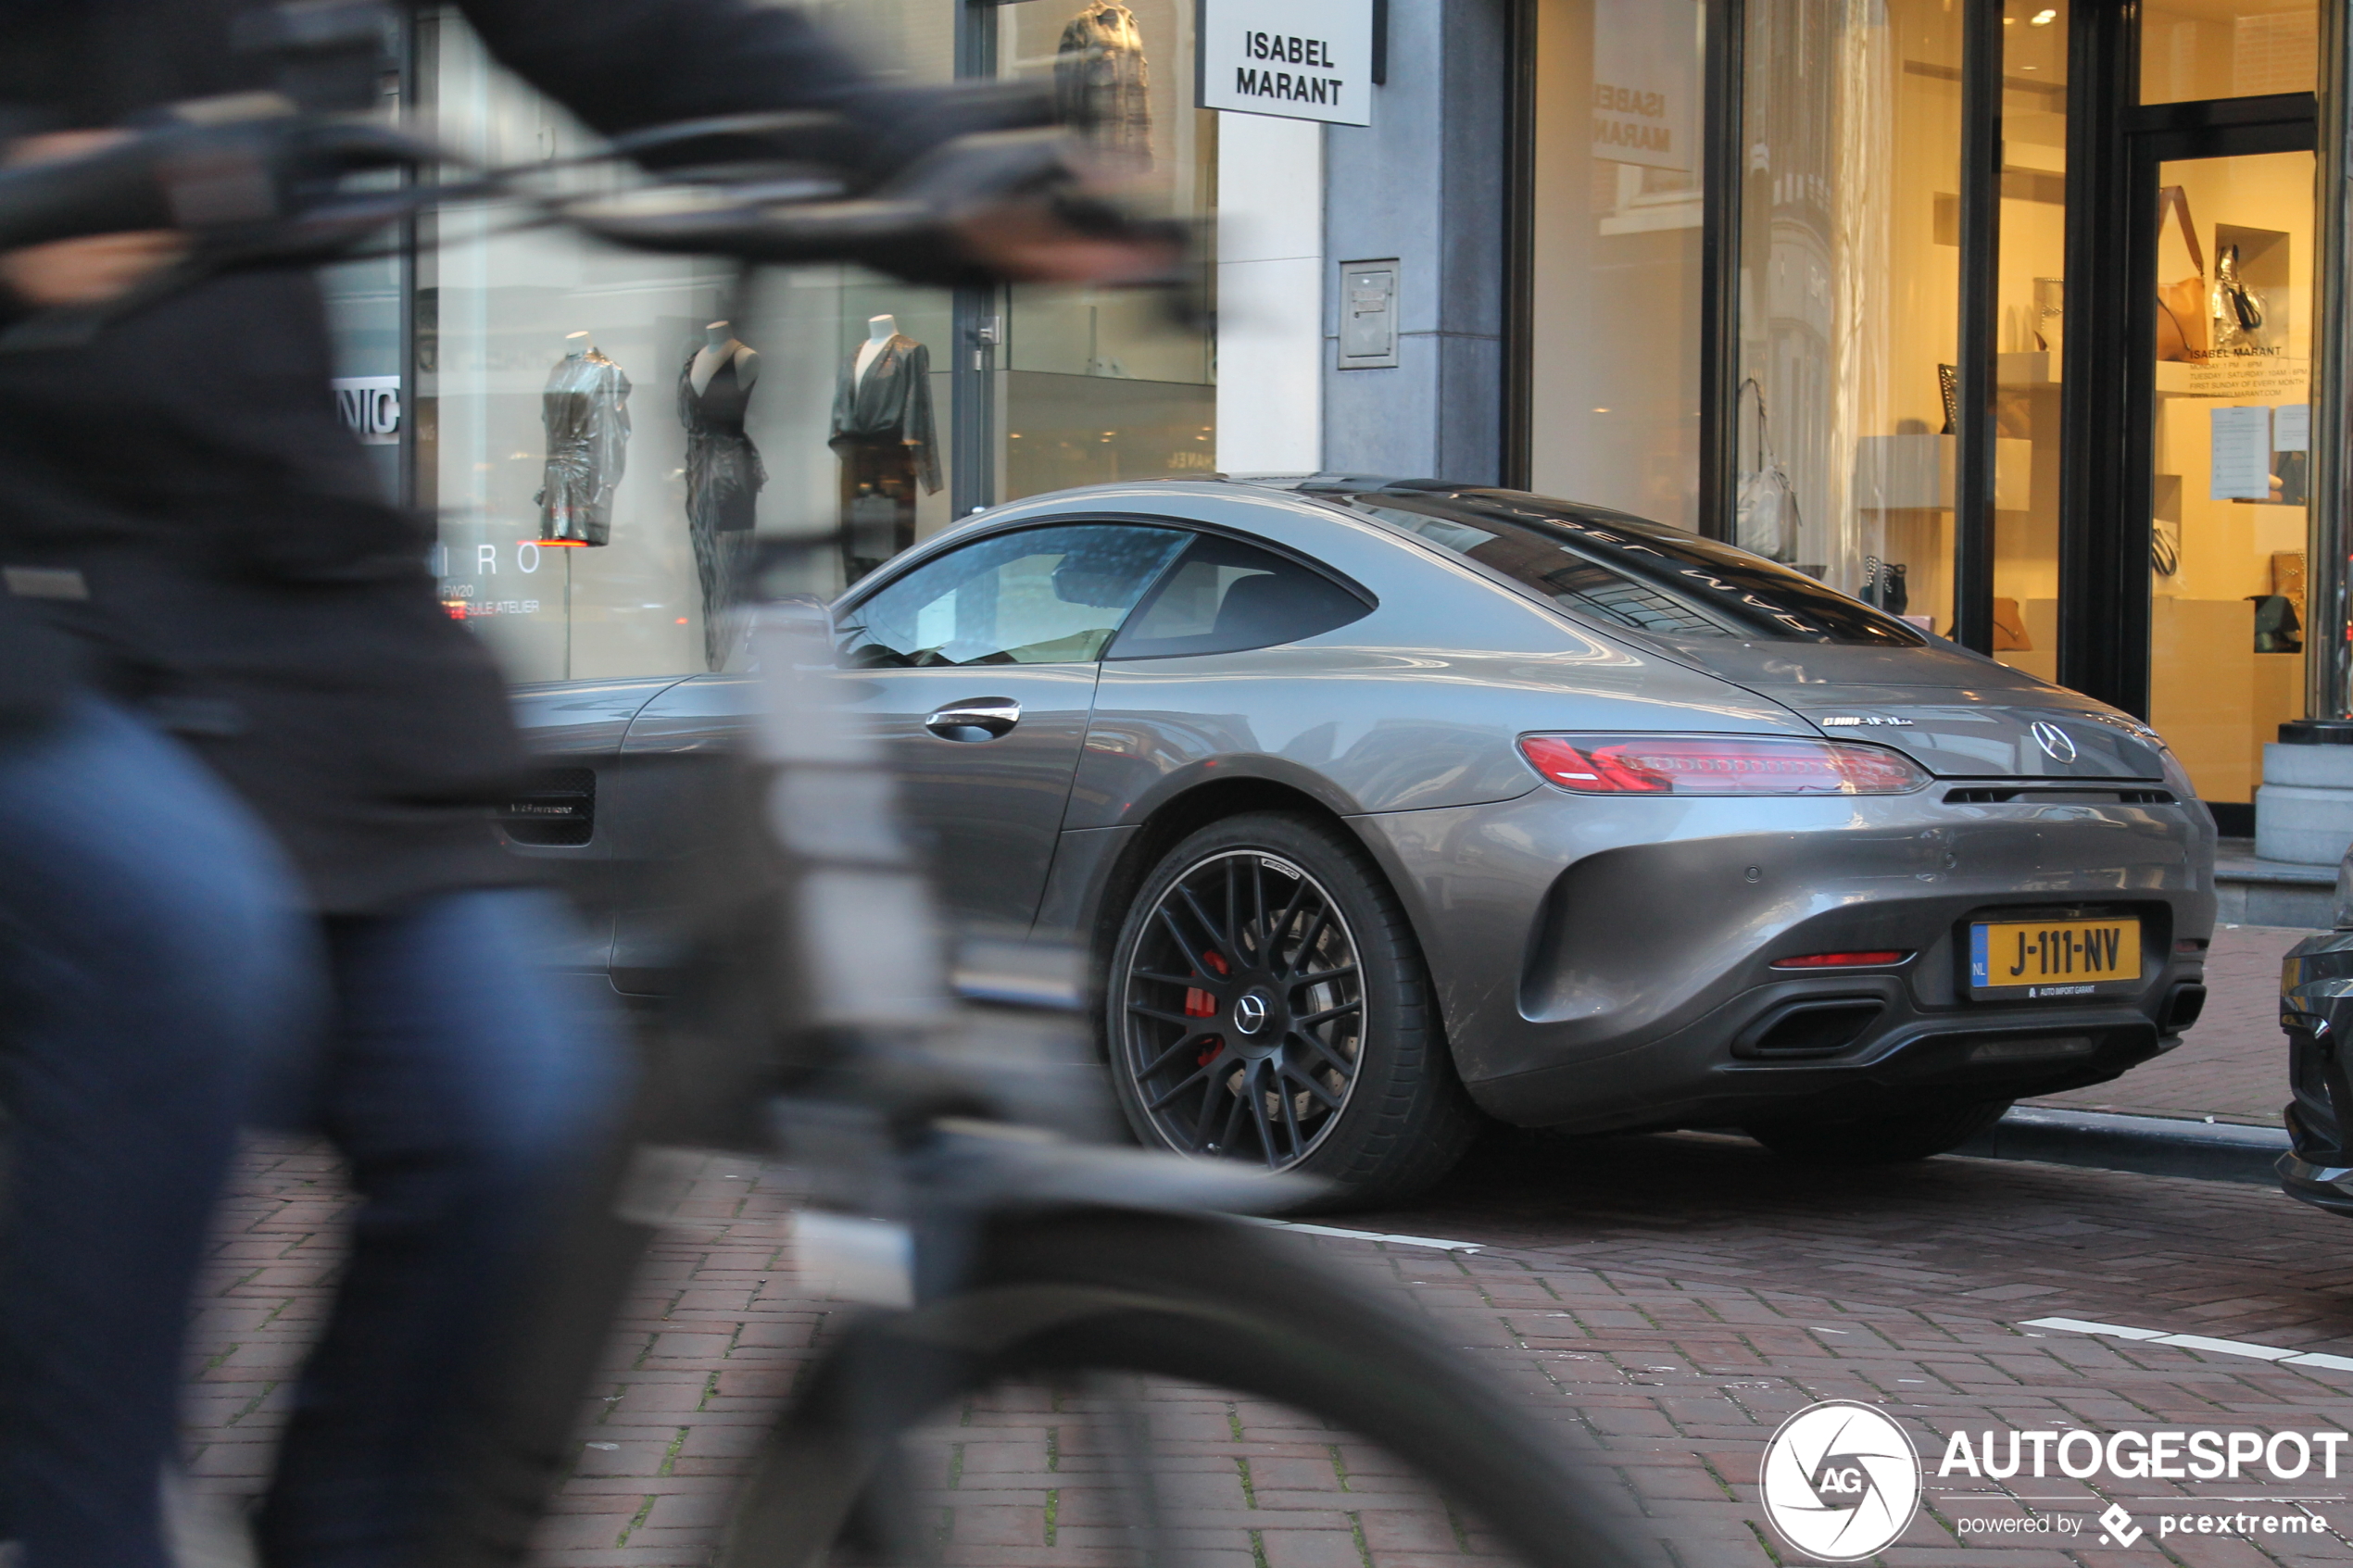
[2256,743,2353,865]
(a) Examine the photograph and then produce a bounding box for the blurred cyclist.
[0,3,1164,1566]
[0,602,313,1568]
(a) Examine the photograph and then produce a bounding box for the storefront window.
[417,5,958,683]
[2140,0,2317,104]
[2145,148,2314,805]
[996,0,1218,498]
[413,0,1220,685]
[1735,0,1962,634]
[1989,0,2067,683]
[1525,0,1705,530]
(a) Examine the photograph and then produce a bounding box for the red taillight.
[1770,950,1910,969]
[1516,734,1929,796]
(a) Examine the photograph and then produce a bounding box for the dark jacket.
[827,335,942,495]
[0,0,884,910]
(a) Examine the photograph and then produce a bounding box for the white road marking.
[2023,1316,2353,1369]
[1249,1218,1485,1252]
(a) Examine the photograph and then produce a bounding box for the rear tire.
[1744,1098,2012,1163]
[1102,812,1477,1209]
[717,1211,1641,1568]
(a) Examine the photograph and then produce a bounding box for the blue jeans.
[254,889,627,1568]
[0,700,313,1568]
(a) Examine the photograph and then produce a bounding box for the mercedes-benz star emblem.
[1232,994,1269,1035]
[1759,1400,1921,1562]
[2030,721,2078,764]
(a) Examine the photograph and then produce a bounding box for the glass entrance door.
[2144,146,2313,816]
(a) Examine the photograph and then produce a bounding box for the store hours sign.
[1198,0,1373,126]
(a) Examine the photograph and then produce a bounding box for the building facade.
[338,0,2353,838]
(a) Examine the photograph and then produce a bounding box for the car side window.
[836,524,1188,668]
[1107,533,1372,659]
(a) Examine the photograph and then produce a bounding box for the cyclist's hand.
[0,132,186,307]
[949,196,1182,285]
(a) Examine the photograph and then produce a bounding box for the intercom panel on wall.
[1338,260,1400,369]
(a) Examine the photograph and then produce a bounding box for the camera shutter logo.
[2031,721,2078,764]
[1760,1400,1921,1561]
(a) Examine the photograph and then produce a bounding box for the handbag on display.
[1858,558,1910,617]
[1733,377,1801,562]
[2156,185,2208,363]
[2250,593,2303,653]
[1992,596,2032,652]
[2212,242,2265,352]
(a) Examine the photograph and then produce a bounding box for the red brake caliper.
[1186,951,1228,1064]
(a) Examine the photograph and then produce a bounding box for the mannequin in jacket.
[832,313,941,582]
[853,310,895,385]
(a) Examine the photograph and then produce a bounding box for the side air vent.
[1944,785,2176,806]
[499,767,596,847]
[1733,998,1884,1060]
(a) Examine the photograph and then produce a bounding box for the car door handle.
[925,696,1022,739]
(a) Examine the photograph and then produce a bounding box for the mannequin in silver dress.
[537,332,632,546]
[678,320,764,669]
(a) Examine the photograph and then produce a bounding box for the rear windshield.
[1336,489,1923,647]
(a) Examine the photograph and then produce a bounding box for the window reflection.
[1735,0,1961,636]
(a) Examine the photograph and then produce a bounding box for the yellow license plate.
[1969,917,2141,995]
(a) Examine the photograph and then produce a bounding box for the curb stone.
[1953,1104,2290,1185]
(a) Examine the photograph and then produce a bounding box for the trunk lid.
[1653,639,2171,781]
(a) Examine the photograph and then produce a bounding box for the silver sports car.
[507,478,2217,1205]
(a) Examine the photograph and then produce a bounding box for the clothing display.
[678,342,767,669]
[536,345,632,546]
[829,332,942,581]
[838,444,925,583]
[1054,1,1152,173]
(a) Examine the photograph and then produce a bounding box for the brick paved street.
[2030,924,2322,1127]
[188,1110,2353,1567]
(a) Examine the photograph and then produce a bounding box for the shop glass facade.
[393,0,1218,686]
[2145,147,2315,802]
[1521,0,2339,823]
[1524,0,1706,530]
[1735,0,1962,628]
[2140,0,2317,102]
[997,0,1221,495]
[1989,0,2067,685]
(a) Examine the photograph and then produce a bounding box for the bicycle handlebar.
[0,92,1193,295]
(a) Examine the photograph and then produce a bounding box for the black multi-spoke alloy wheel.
[1744,1098,2014,1163]
[1106,813,1476,1207]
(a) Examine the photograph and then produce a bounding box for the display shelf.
[1852,433,2032,511]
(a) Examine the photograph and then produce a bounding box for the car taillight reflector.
[1770,951,1910,969]
[1516,734,1930,796]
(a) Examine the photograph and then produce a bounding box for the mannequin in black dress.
[678,320,765,670]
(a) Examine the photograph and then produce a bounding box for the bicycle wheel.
[717,1210,1643,1568]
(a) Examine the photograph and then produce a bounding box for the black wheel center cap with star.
[1227,983,1283,1053]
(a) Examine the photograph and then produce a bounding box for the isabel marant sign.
[1197,0,1374,126]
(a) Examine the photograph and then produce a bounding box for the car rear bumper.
[2278,1149,2353,1216]
[1353,786,2214,1132]
[2279,936,2353,1212]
